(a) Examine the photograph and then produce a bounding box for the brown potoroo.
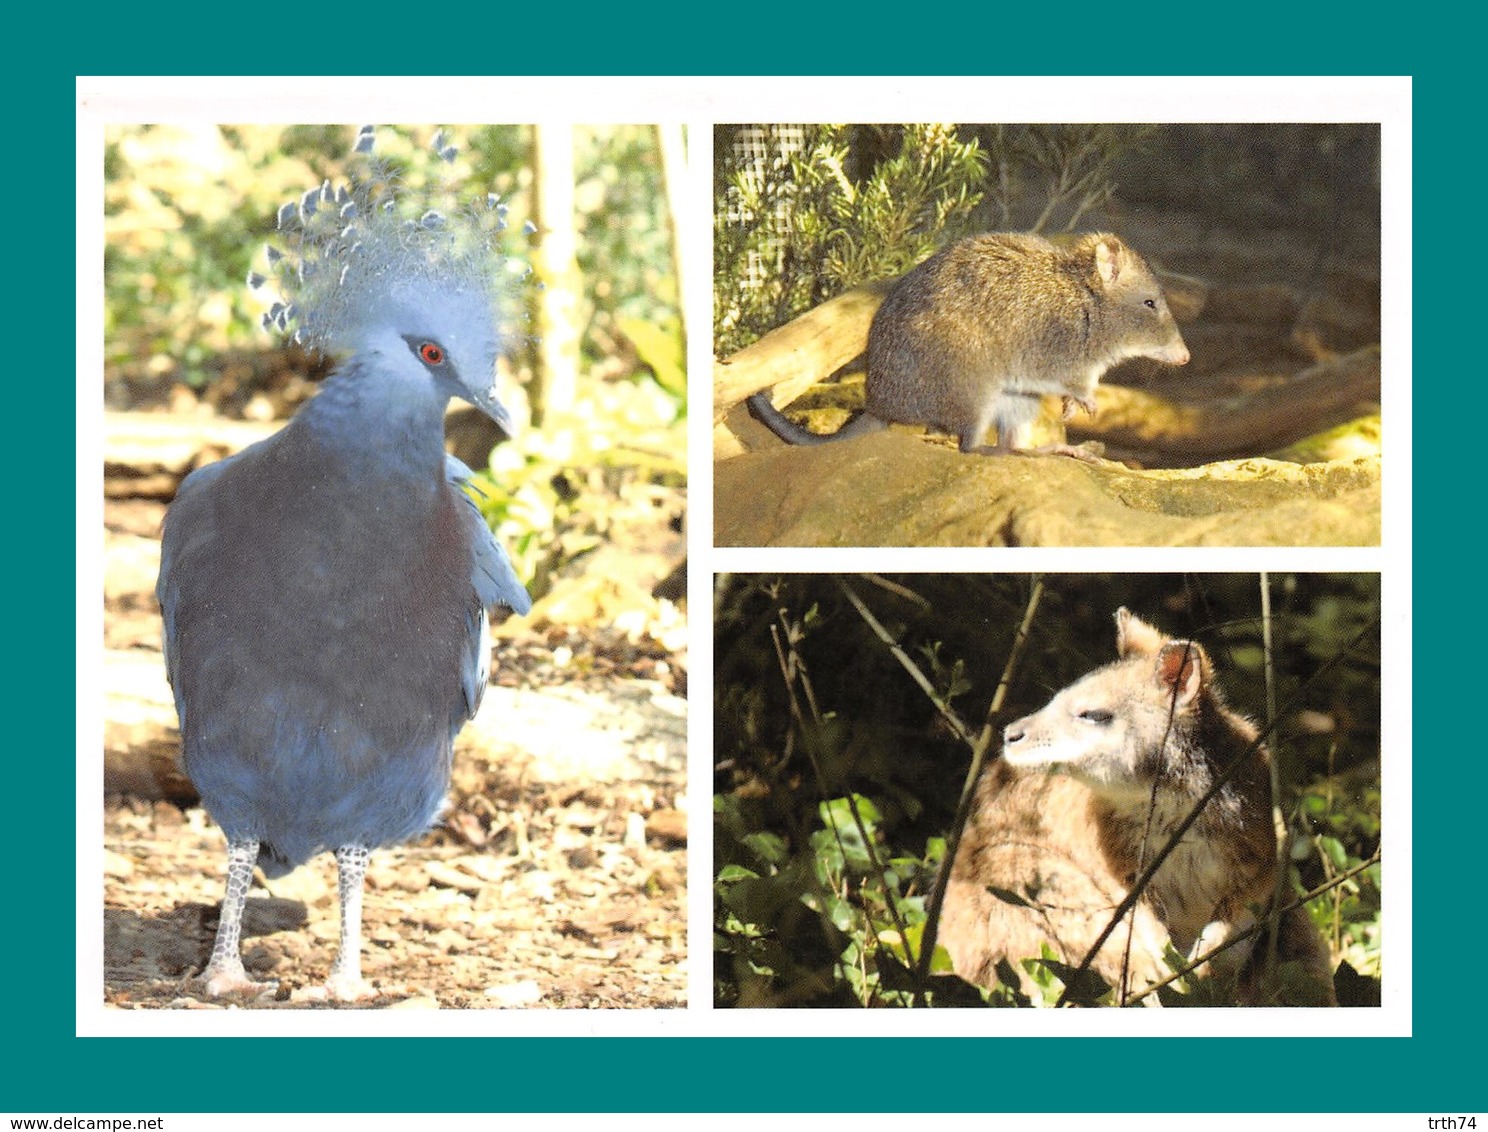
[749,232,1189,458]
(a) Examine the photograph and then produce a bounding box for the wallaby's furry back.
[940,609,1335,1005]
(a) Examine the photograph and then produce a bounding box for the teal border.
[25,14,1456,1114]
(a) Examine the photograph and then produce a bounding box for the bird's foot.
[319,971,378,1003]
[199,958,278,1000]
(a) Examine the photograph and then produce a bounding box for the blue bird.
[156,127,532,1002]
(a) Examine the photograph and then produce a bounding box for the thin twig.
[862,573,934,610]
[834,576,1048,1002]
[771,602,912,1001]
[766,617,851,914]
[912,579,1045,995]
[835,579,978,747]
[1261,574,1287,988]
[1116,639,1195,1005]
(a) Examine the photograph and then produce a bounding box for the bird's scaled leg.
[200,838,278,998]
[324,844,377,1002]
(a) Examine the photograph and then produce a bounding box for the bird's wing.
[155,454,239,714]
[446,454,531,720]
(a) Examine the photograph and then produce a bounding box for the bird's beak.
[470,384,515,436]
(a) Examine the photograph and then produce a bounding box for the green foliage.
[713,124,989,356]
[472,374,685,597]
[1027,949,1117,1008]
[918,639,975,704]
[712,573,1384,1008]
[1214,572,1383,786]
[715,784,957,1008]
[573,125,684,398]
[105,125,318,384]
[619,315,686,402]
[1297,777,1383,984]
[712,123,1158,357]
[978,124,1156,233]
[104,125,537,388]
[713,575,1006,1008]
[105,124,682,413]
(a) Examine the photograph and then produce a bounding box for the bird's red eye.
[419,342,445,365]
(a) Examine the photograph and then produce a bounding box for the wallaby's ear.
[1114,607,1166,657]
[1156,639,1208,707]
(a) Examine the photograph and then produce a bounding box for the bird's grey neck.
[295,357,450,484]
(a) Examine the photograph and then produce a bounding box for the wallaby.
[938,608,1336,1005]
[747,232,1190,459]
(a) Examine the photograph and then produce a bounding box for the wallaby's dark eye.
[1144,299,1157,310]
[1079,709,1114,724]
[419,341,446,365]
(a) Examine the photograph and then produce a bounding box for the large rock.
[713,431,1379,547]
